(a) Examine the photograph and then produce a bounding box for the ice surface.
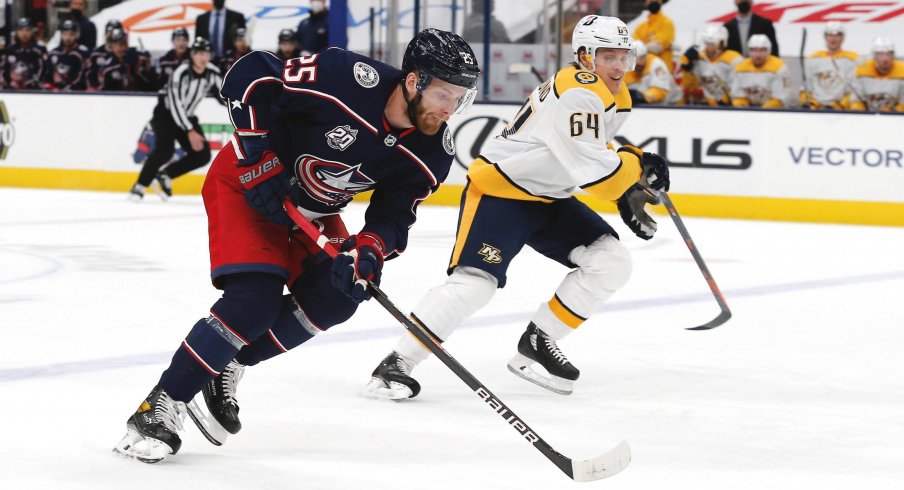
[1,188,902,489]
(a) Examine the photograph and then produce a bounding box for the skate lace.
[155,391,186,433]
[392,355,412,376]
[221,361,246,406]
[544,338,570,365]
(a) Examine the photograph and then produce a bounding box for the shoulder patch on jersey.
[354,61,380,88]
[442,126,455,155]
[575,71,598,84]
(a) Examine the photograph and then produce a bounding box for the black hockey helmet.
[108,28,127,43]
[402,28,480,90]
[172,27,189,40]
[234,27,247,40]
[60,19,80,34]
[16,17,34,30]
[190,36,212,52]
[105,19,123,33]
[278,28,295,43]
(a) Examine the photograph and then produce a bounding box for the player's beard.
[413,99,444,136]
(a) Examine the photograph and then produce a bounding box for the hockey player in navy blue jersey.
[156,27,190,88]
[113,29,479,463]
[42,19,90,91]
[4,18,46,89]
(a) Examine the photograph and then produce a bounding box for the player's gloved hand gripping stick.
[283,198,632,482]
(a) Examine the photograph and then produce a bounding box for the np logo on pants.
[478,243,503,264]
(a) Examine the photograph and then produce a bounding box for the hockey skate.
[187,360,244,445]
[362,351,421,400]
[113,385,186,463]
[127,184,145,202]
[507,323,580,395]
[150,171,173,200]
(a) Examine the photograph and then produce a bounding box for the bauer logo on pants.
[0,101,16,159]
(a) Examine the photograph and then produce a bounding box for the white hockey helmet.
[824,21,844,36]
[701,25,729,46]
[572,15,636,70]
[748,34,772,52]
[633,39,648,58]
[872,37,894,54]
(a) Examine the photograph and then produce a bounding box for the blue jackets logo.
[0,101,15,159]
[295,154,375,205]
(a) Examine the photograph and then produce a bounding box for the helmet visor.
[420,83,478,115]
[596,48,636,72]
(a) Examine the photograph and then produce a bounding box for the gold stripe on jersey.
[449,183,486,270]
[855,59,904,79]
[554,65,615,108]
[580,150,642,201]
[548,294,586,329]
[809,50,859,62]
[736,55,785,74]
[466,157,556,202]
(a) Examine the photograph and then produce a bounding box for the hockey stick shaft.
[649,190,731,330]
[283,200,629,481]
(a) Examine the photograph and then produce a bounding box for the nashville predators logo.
[478,243,503,264]
[576,72,598,84]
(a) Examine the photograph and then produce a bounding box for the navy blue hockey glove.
[628,89,647,105]
[618,145,670,192]
[330,232,385,303]
[238,150,299,226]
[681,46,699,71]
[617,184,660,240]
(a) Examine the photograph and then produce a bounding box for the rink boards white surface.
[1,188,902,490]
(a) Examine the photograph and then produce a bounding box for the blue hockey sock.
[235,295,320,366]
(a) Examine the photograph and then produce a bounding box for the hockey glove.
[618,145,670,192]
[238,150,299,226]
[681,46,699,71]
[330,232,385,303]
[629,89,647,105]
[617,184,659,240]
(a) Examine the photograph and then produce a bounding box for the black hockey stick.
[283,199,631,482]
[800,27,810,108]
[648,189,731,330]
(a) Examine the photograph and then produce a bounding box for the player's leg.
[131,106,177,200]
[161,116,212,186]
[508,198,630,395]
[364,184,537,400]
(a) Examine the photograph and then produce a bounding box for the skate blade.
[507,354,574,395]
[359,377,414,401]
[186,398,228,446]
[112,429,174,464]
[149,181,171,201]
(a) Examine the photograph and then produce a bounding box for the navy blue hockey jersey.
[220,49,456,259]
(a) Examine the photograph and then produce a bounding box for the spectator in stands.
[801,22,859,110]
[849,38,904,112]
[296,0,329,56]
[42,19,90,91]
[67,0,97,50]
[4,17,46,89]
[679,25,742,106]
[633,0,675,71]
[731,34,791,108]
[96,28,157,92]
[276,28,300,60]
[157,27,191,88]
[462,0,511,44]
[219,27,251,73]
[626,40,681,105]
[196,0,246,59]
[724,0,778,56]
[87,19,123,90]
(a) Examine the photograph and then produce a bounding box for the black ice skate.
[507,322,580,395]
[187,360,244,446]
[150,171,173,200]
[113,385,186,463]
[127,183,145,202]
[362,351,421,400]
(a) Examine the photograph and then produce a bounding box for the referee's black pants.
[137,103,212,187]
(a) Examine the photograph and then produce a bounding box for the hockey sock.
[158,273,284,402]
[235,295,321,366]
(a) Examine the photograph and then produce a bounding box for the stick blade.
[686,309,732,331]
[571,440,632,482]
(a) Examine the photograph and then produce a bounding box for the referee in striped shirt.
[130,37,223,201]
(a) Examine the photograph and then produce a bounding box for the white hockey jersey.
[625,54,682,104]
[849,59,904,112]
[694,49,743,105]
[731,55,793,108]
[804,50,859,108]
[467,65,641,202]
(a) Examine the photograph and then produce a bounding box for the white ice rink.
[2,188,903,490]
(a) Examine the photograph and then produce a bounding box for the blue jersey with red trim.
[220,48,455,259]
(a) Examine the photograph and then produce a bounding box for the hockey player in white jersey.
[849,37,904,112]
[625,40,682,105]
[731,34,793,108]
[364,15,670,399]
[678,25,742,106]
[802,21,859,110]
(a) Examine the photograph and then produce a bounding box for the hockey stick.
[283,199,631,482]
[648,189,731,330]
[800,27,811,108]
